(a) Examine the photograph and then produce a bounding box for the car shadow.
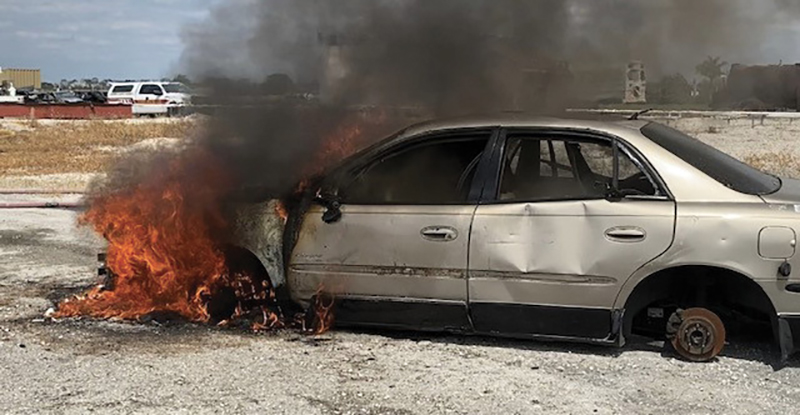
[340,326,800,370]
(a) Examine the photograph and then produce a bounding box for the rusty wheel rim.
[671,308,726,362]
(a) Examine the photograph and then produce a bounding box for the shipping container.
[0,68,42,89]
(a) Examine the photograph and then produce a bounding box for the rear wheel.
[666,308,726,362]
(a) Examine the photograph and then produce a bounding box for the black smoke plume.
[175,0,800,198]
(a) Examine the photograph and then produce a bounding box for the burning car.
[228,114,800,363]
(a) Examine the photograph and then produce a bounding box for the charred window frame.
[331,129,497,206]
[481,128,671,204]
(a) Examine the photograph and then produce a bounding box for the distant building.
[624,61,647,104]
[0,67,42,89]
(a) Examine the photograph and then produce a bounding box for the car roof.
[109,81,165,85]
[396,113,649,140]
[342,113,652,171]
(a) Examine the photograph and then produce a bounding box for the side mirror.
[314,192,342,224]
[153,89,163,96]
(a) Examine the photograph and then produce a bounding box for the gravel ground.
[3,117,800,414]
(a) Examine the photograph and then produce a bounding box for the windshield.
[641,122,781,196]
[56,91,78,97]
[163,83,190,94]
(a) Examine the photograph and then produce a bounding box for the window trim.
[481,128,673,205]
[331,128,499,207]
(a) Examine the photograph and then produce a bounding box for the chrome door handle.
[421,226,459,242]
[605,227,646,243]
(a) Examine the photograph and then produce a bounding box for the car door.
[289,129,495,331]
[468,129,676,341]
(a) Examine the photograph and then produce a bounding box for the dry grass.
[743,152,800,179]
[2,117,799,190]
[0,120,199,176]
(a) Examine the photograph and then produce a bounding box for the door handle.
[421,226,459,242]
[605,227,646,243]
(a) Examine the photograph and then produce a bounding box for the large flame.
[56,113,384,332]
[56,148,235,322]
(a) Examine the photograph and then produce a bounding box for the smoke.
[175,1,800,191]
[182,1,800,85]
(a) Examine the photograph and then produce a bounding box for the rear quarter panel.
[615,201,800,315]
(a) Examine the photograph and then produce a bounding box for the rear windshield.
[641,122,781,195]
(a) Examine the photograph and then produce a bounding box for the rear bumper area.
[779,316,800,361]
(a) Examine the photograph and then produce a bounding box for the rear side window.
[341,135,490,205]
[139,84,163,95]
[641,123,781,195]
[499,135,657,202]
[110,85,134,94]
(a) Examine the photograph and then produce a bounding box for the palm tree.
[696,56,728,84]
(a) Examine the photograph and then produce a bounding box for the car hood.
[761,177,800,204]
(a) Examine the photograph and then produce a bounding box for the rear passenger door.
[468,129,676,342]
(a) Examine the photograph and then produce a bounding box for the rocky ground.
[2,115,800,414]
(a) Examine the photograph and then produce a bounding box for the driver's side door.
[289,130,494,331]
[468,130,676,341]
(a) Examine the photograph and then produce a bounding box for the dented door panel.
[469,198,675,337]
[289,204,475,311]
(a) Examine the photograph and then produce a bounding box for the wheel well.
[624,266,777,342]
[224,246,270,277]
[222,245,298,313]
[204,245,273,322]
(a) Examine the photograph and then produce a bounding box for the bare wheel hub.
[680,321,714,356]
[667,308,726,362]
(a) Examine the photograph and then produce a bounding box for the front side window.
[499,135,658,202]
[340,135,490,205]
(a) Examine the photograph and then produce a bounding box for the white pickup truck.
[107,81,191,117]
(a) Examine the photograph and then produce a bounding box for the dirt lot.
[2,116,800,414]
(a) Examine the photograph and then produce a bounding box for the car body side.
[232,115,800,357]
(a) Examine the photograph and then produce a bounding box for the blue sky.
[2,1,800,83]
[0,0,217,81]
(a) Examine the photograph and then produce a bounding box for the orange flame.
[55,149,233,322]
[274,201,289,225]
[310,285,335,334]
[55,113,388,332]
